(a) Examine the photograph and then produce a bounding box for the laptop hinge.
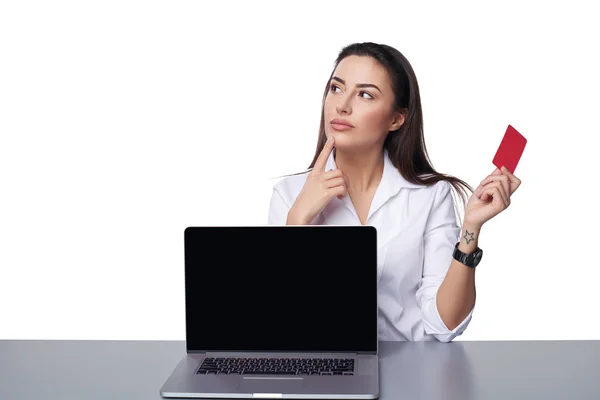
[203,351,361,357]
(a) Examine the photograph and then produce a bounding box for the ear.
[389,110,407,131]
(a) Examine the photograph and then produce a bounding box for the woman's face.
[324,55,404,150]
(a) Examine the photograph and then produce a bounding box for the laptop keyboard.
[197,357,355,376]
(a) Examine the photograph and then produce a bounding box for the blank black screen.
[184,226,377,353]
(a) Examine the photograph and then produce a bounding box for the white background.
[1,0,597,341]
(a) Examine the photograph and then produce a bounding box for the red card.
[492,125,527,174]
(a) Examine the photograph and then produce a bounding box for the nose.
[335,93,352,115]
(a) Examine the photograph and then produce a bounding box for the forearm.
[286,208,307,225]
[436,221,481,330]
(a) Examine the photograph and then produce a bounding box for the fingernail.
[501,166,507,171]
[327,136,333,143]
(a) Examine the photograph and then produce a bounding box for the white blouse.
[267,149,474,342]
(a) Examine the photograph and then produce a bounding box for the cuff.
[422,294,474,343]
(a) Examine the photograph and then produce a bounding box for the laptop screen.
[184,226,377,354]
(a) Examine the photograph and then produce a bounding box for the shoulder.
[271,171,310,206]
[422,180,460,225]
[424,179,456,206]
[409,176,455,198]
[405,178,458,219]
[430,179,454,195]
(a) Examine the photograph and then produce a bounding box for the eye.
[359,91,373,99]
[330,84,341,93]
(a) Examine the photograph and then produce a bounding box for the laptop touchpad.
[237,377,304,394]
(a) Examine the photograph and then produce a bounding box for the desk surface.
[1,340,598,399]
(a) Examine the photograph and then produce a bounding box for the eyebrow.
[331,76,382,93]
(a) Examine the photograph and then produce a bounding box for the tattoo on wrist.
[463,230,476,244]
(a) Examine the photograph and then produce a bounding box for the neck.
[334,146,385,192]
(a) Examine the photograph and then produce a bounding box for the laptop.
[160,225,379,399]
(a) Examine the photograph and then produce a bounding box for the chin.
[326,131,341,142]
[326,130,347,141]
[326,134,353,149]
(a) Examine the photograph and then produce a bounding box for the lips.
[330,118,354,131]
[330,118,353,127]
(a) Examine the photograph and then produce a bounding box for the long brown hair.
[287,42,474,210]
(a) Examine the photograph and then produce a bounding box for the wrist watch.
[452,242,483,268]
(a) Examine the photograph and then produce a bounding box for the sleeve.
[416,180,474,343]
[267,186,291,225]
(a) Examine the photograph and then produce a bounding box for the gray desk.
[1,340,598,399]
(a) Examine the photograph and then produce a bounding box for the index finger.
[313,136,335,172]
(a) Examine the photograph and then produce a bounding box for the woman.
[268,42,522,342]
